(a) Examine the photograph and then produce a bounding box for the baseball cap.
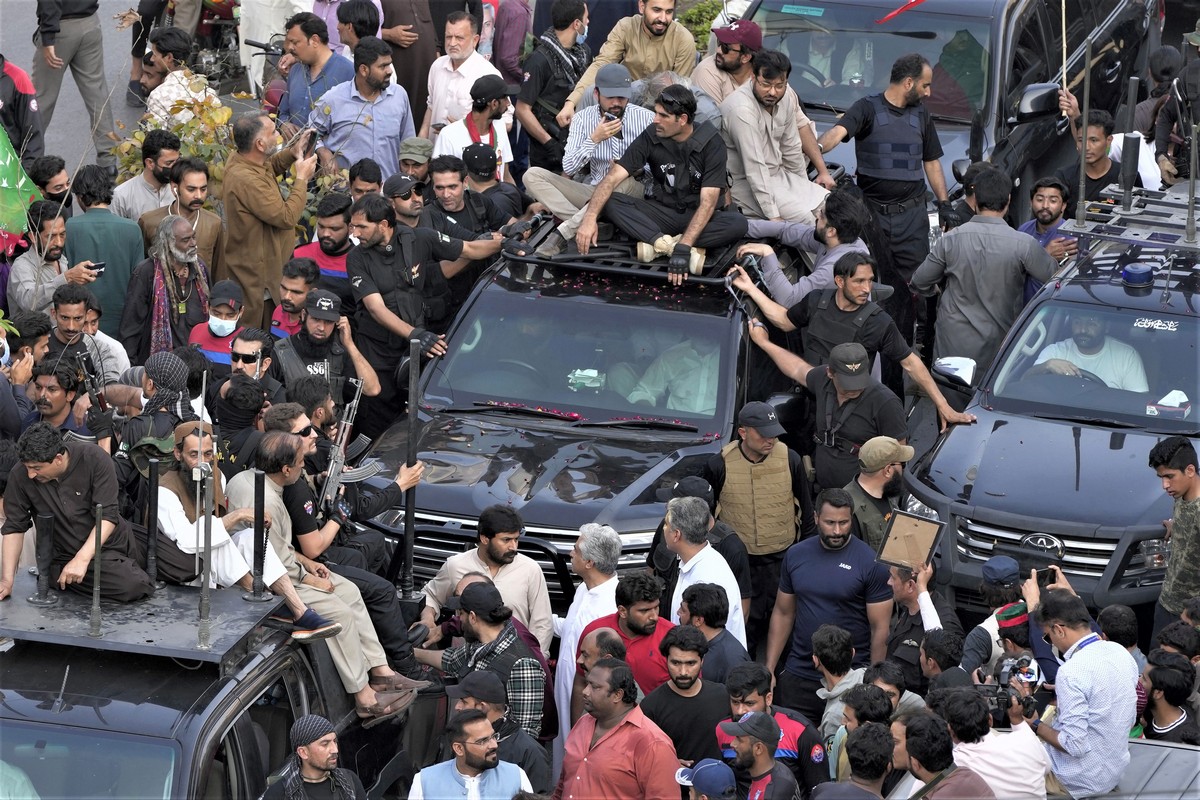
[858,436,915,473]
[714,19,762,52]
[675,759,736,800]
[718,711,781,746]
[445,582,507,616]
[471,74,519,102]
[446,670,508,704]
[737,401,786,438]
[828,342,871,391]
[209,279,244,313]
[382,173,424,199]
[595,63,633,98]
[463,142,498,177]
[305,289,341,322]
[655,475,715,508]
[982,555,1021,586]
[399,136,433,164]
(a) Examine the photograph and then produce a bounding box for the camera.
[977,655,1039,719]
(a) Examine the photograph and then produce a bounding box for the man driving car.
[1027,311,1148,392]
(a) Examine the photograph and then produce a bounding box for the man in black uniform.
[816,53,951,361]
[575,84,749,285]
[0,53,45,170]
[748,252,973,433]
[747,335,907,491]
[515,0,590,173]
[347,193,462,441]
[272,289,380,408]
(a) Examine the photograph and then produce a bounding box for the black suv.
[361,256,750,608]
[742,0,1161,218]
[905,187,1198,615]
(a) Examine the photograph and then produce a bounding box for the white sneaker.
[689,247,707,275]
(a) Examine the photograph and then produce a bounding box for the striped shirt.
[1045,633,1138,796]
[562,102,654,185]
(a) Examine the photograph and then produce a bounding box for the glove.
[501,237,529,256]
[937,200,963,230]
[500,219,533,238]
[411,327,441,355]
[667,243,691,277]
[85,407,115,438]
[1159,155,1179,186]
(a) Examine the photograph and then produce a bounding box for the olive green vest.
[717,441,797,555]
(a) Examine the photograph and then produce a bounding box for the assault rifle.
[317,377,380,516]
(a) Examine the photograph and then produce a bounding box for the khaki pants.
[296,572,388,693]
[31,15,116,169]
[523,168,643,239]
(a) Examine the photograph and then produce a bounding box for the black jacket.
[0,55,44,170]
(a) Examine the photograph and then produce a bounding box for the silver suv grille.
[955,517,1115,577]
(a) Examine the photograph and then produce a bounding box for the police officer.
[272,289,381,408]
[346,193,462,440]
[816,54,953,361]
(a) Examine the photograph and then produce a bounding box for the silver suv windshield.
[990,299,1197,433]
[748,1,991,121]
[1,723,177,798]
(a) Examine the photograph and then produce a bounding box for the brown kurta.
[381,0,437,125]
[139,204,228,282]
[220,150,307,327]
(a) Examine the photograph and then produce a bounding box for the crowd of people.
[0,0,1198,798]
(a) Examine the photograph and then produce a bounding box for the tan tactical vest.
[717,441,797,555]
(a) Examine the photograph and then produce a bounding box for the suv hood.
[370,411,713,528]
[912,405,1173,527]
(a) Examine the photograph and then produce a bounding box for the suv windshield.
[748,1,991,121]
[1,722,177,798]
[426,272,733,425]
[990,300,1197,433]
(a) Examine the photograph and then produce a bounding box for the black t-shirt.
[1053,158,1141,217]
[617,121,727,211]
[640,679,728,765]
[806,370,906,490]
[786,292,912,365]
[261,770,368,800]
[701,628,752,685]
[422,190,509,234]
[483,182,524,220]
[517,46,577,125]
[838,95,942,203]
[748,760,800,800]
[283,476,322,539]
[1145,710,1200,745]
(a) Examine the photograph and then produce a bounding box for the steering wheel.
[497,359,541,380]
[792,62,829,87]
[1076,369,1108,386]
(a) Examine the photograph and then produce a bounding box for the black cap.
[446,670,508,704]
[471,74,519,102]
[718,711,781,745]
[209,279,244,312]
[737,401,786,438]
[463,142,498,178]
[445,582,506,617]
[305,289,341,322]
[655,476,715,509]
[828,343,871,391]
[382,173,424,198]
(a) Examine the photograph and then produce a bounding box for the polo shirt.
[275,52,354,127]
[779,535,891,681]
[669,543,747,648]
[806,369,907,490]
[293,241,352,308]
[578,613,674,694]
[700,628,751,685]
[269,306,300,338]
[717,705,829,798]
[188,322,244,374]
[308,81,416,178]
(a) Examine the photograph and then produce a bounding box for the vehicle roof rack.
[504,245,738,287]
[1064,185,1200,256]
[0,572,282,667]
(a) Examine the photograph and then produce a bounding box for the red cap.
[714,19,762,52]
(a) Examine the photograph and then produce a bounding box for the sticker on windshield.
[1133,318,1178,332]
[780,4,826,16]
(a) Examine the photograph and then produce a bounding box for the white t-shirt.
[1034,336,1149,392]
[432,118,514,181]
[953,726,1051,800]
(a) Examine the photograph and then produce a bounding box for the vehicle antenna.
[1186,123,1198,245]
[49,665,70,714]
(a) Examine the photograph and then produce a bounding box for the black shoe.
[126,79,145,108]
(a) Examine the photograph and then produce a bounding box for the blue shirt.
[308,80,415,178]
[1017,217,1073,248]
[779,535,891,680]
[276,53,354,127]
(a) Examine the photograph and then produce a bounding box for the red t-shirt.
[294,241,348,283]
[577,613,674,695]
[188,322,243,367]
[269,305,300,338]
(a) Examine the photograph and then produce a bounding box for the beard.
[883,471,904,499]
[670,673,697,691]
[169,243,197,264]
[299,325,334,351]
[319,234,351,255]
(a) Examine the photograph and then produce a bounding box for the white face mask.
[577,23,588,45]
[208,315,238,338]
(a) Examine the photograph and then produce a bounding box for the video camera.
[976,655,1039,719]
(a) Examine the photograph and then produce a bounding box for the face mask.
[0,337,10,367]
[45,190,72,208]
[208,315,238,338]
[577,24,588,45]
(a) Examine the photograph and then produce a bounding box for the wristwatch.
[1030,719,1041,733]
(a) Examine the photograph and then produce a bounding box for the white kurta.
[720,80,828,223]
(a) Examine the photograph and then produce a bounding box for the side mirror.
[1012,83,1061,124]
[932,357,977,388]
[952,158,972,184]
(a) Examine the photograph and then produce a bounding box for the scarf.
[536,28,589,88]
[280,756,358,800]
[150,256,211,358]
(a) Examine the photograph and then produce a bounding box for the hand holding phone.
[91,261,106,275]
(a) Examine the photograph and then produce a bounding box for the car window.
[1006,5,1051,112]
[430,278,732,423]
[990,300,1196,432]
[0,723,178,798]
[748,1,992,121]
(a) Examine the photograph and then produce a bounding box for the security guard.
[816,53,954,369]
[272,289,381,408]
[346,193,462,440]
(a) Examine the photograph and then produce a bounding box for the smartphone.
[91,261,106,275]
[1035,567,1056,587]
[603,112,618,122]
[303,129,318,158]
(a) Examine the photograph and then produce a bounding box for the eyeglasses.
[754,77,789,92]
[464,733,500,746]
[718,42,743,54]
[294,424,315,437]
[229,351,262,364]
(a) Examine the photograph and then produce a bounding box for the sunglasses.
[718,42,744,54]
[229,351,262,364]
[295,424,315,437]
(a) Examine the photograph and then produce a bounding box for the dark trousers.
[355,338,401,442]
[775,670,826,725]
[326,561,414,666]
[602,194,749,249]
[747,552,785,659]
[871,202,929,393]
[324,529,389,575]
[1152,600,1178,641]
[51,551,155,603]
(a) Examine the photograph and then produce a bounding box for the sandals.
[356,689,416,730]
[369,671,433,693]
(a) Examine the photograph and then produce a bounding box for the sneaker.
[126,79,145,108]
[689,247,707,275]
[534,231,566,258]
[636,241,659,263]
[290,609,343,642]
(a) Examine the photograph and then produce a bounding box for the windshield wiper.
[803,100,844,115]
[1029,412,1139,429]
[438,402,581,421]
[574,418,700,432]
[928,112,971,125]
